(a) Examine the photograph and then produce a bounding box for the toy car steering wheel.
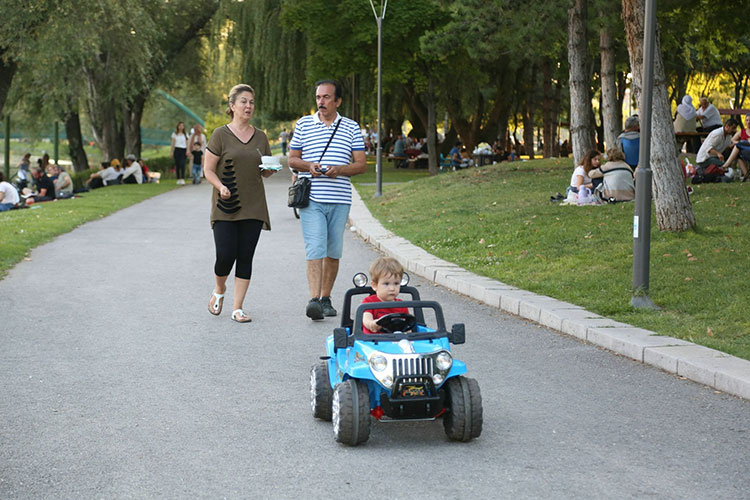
[375,313,417,333]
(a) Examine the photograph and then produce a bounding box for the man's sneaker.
[320,296,337,317]
[306,298,324,320]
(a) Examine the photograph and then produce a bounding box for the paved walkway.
[348,188,750,401]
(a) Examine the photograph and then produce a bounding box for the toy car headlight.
[432,373,444,385]
[435,351,453,371]
[369,353,387,372]
[382,375,394,388]
[400,272,410,286]
[353,272,368,287]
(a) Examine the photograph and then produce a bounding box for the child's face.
[372,273,401,302]
[193,143,201,149]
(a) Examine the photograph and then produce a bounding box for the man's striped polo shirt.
[289,111,365,204]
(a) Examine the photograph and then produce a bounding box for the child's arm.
[363,311,381,333]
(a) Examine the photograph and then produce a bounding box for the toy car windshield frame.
[351,300,449,342]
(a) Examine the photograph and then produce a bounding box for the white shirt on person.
[696,127,733,164]
[122,161,143,184]
[289,112,366,205]
[696,104,722,129]
[98,166,120,183]
[570,165,591,188]
[54,171,73,195]
[0,181,20,205]
[172,132,188,149]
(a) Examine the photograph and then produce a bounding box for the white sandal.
[231,309,252,323]
[208,291,224,316]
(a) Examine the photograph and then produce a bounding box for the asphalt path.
[1,171,748,499]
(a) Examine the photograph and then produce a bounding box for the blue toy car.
[310,273,483,446]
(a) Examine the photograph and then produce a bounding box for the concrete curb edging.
[348,188,750,401]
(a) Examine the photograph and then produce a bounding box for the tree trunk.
[568,0,596,165]
[542,60,555,158]
[616,71,626,129]
[600,26,619,151]
[63,109,89,173]
[622,0,695,231]
[426,78,438,176]
[0,55,16,119]
[522,63,537,159]
[123,93,146,158]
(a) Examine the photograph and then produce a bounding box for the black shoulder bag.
[288,120,341,208]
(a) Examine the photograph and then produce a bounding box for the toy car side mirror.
[333,328,349,351]
[450,323,465,344]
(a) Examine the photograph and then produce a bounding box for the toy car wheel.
[443,376,483,442]
[331,379,370,446]
[310,361,333,421]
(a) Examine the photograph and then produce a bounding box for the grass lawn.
[353,157,750,361]
[0,183,178,278]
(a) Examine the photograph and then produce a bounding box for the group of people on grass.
[86,155,149,189]
[1,153,77,210]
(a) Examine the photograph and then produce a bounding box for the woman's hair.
[174,121,185,135]
[582,150,601,173]
[0,171,5,182]
[226,84,255,117]
[370,257,403,284]
[605,147,625,162]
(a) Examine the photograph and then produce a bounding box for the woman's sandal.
[208,291,224,316]
[231,309,252,323]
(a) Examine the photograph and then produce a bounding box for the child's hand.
[363,313,381,332]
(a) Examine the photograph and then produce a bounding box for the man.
[288,80,367,320]
[696,118,738,175]
[122,154,143,184]
[25,166,55,205]
[0,171,20,211]
[696,96,722,133]
[279,128,290,156]
[53,165,74,197]
[616,115,640,169]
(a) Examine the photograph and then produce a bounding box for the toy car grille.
[393,356,434,379]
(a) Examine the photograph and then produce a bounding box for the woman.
[588,148,635,202]
[566,149,600,200]
[674,95,698,153]
[170,121,189,185]
[203,84,277,323]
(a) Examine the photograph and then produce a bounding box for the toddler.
[191,140,203,184]
[362,257,409,334]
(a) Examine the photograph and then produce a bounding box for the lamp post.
[630,0,658,310]
[369,0,387,197]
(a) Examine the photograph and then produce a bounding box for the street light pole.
[369,0,387,197]
[630,0,658,310]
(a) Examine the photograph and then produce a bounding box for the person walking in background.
[203,84,277,323]
[170,121,189,185]
[188,124,207,181]
[190,139,203,184]
[279,128,290,156]
[288,79,367,321]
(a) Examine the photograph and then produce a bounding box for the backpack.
[692,164,724,184]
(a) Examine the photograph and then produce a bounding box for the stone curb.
[348,187,750,401]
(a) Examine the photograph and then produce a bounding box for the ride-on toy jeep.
[310,273,482,446]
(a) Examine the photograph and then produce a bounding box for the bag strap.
[318,119,341,164]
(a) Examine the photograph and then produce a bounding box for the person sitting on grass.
[566,149,600,200]
[122,154,143,184]
[25,166,56,205]
[0,172,21,212]
[588,148,635,202]
[362,257,410,334]
[87,159,122,189]
[695,118,738,182]
[721,113,750,182]
[53,165,74,198]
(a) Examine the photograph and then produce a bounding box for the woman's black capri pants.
[212,219,264,280]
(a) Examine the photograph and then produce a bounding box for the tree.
[622,0,695,231]
[568,0,596,165]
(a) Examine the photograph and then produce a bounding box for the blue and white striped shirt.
[289,112,365,204]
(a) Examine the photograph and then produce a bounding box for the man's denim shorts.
[299,200,351,260]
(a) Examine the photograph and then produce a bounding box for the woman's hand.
[219,185,231,199]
